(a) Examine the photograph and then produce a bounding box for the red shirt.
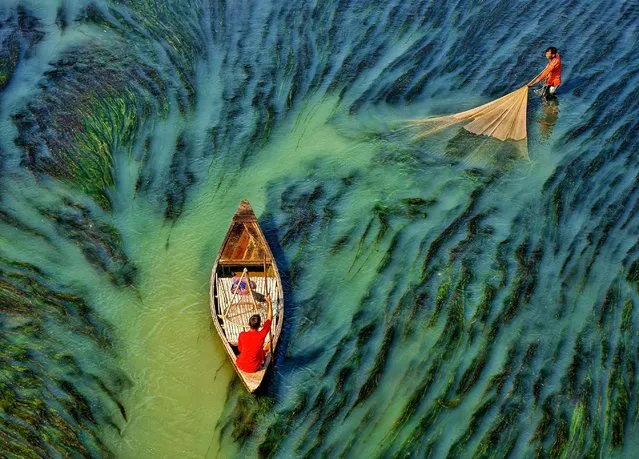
[236,319,271,372]
[536,54,562,87]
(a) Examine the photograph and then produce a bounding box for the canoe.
[209,199,284,392]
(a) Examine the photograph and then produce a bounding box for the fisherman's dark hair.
[546,47,558,56]
[249,314,261,329]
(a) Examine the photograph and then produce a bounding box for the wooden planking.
[221,223,266,263]
[232,199,258,222]
[231,226,251,260]
[244,223,266,260]
[221,224,244,260]
[238,356,270,392]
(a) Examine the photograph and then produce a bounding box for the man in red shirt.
[236,294,273,373]
[528,47,562,99]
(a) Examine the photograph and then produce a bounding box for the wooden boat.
[210,199,284,392]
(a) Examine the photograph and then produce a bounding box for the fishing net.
[224,300,268,327]
[410,86,529,161]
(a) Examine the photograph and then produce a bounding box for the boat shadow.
[254,210,295,395]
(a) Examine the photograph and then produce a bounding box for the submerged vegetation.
[0,257,128,456]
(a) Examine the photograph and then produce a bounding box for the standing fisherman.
[528,47,562,99]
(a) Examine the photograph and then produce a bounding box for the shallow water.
[1,0,639,457]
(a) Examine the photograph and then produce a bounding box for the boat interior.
[215,264,278,347]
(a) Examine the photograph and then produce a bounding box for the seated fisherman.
[236,294,273,373]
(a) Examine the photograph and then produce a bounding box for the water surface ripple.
[1,0,638,457]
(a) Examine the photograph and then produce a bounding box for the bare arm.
[527,72,543,86]
[266,294,273,321]
[258,296,274,343]
[528,59,558,86]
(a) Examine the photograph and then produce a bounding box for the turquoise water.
[1,0,639,457]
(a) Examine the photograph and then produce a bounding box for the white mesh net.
[410,86,529,161]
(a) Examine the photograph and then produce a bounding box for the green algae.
[473,402,522,459]
[39,199,136,287]
[627,259,639,291]
[436,263,471,358]
[14,40,166,209]
[562,380,592,458]
[353,322,396,408]
[469,283,497,338]
[420,182,493,281]
[549,413,570,458]
[502,239,543,323]
[563,327,590,399]
[392,366,460,457]
[0,34,20,91]
[0,6,44,91]
[100,0,204,103]
[427,273,452,327]
[457,343,491,397]
[0,259,124,457]
[603,298,634,448]
[447,395,498,457]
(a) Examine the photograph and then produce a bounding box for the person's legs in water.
[534,84,546,96]
[536,84,557,101]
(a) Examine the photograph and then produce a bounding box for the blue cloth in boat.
[231,276,256,295]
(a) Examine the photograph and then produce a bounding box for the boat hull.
[209,200,284,392]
